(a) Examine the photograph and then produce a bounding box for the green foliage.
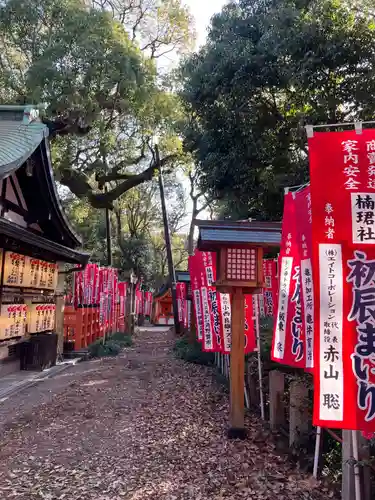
[0,0,151,122]
[63,175,188,287]
[259,316,274,360]
[0,0,193,207]
[88,339,122,358]
[173,336,215,366]
[108,332,133,347]
[179,0,375,219]
[88,332,133,358]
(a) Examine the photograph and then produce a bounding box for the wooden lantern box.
[196,220,281,294]
[195,219,281,438]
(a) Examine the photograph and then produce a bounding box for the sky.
[185,0,228,48]
[172,0,227,230]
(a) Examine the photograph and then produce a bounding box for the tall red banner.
[202,251,224,352]
[245,296,256,353]
[309,129,375,431]
[294,187,315,372]
[176,283,186,324]
[188,254,204,344]
[272,193,305,368]
[118,282,127,317]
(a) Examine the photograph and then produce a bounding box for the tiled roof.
[0,106,49,178]
[200,228,281,245]
[176,270,190,282]
[196,219,282,249]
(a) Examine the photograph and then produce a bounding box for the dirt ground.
[0,327,333,499]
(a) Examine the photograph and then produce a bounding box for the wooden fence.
[243,356,375,500]
[63,305,126,351]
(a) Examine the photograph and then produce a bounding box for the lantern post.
[195,220,281,438]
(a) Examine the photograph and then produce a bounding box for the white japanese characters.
[342,139,361,190]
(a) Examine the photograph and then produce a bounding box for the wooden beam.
[269,370,286,431]
[228,286,246,439]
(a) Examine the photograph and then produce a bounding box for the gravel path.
[0,328,333,500]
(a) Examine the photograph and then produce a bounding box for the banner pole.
[226,354,230,380]
[254,294,265,420]
[244,383,250,409]
[352,430,362,500]
[313,426,322,478]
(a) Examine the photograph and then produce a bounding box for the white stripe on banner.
[319,244,344,422]
[301,258,314,369]
[273,256,293,360]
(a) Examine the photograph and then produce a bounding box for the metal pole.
[352,430,362,500]
[155,143,181,334]
[254,294,265,420]
[313,426,322,478]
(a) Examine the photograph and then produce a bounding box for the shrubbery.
[173,336,215,366]
[88,332,133,358]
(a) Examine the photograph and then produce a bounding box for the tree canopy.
[63,176,189,285]
[0,0,194,208]
[179,0,375,220]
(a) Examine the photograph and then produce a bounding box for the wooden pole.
[228,287,246,439]
[55,263,66,360]
[269,370,285,430]
[342,430,355,500]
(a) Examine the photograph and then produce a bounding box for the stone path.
[0,328,334,499]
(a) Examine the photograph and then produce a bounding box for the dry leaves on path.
[0,328,336,499]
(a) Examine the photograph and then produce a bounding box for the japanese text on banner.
[272,192,305,368]
[309,130,375,430]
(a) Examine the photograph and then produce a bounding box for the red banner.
[263,260,277,318]
[144,291,153,317]
[118,282,127,317]
[189,250,257,353]
[188,254,204,343]
[245,295,256,353]
[201,251,221,352]
[272,192,305,368]
[294,187,315,372]
[176,283,186,323]
[309,129,375,431]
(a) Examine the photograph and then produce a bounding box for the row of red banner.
[69,264,128,327]
[135,289,153,317]
[187,250,272,353]
[271,129,375,432]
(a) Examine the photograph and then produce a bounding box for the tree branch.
[59,154,179,209]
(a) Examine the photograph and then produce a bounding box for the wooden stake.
[342,430,355,500]
[228,287,246,439]
[55,263,66,360]
[269,370,285,430]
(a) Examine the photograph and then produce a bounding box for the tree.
[64,176,189,285]
[186,163,216,254]
[0,0,194,207]
[179,0,375,220]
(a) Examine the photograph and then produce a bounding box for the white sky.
[172,0,227,230]
[186,0,228,48]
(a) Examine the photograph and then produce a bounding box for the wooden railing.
[63,305,125,351]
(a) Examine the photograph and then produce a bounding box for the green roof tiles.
[0,105,49,178]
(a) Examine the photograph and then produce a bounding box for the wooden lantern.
[196,219,281,438]
[216,246,264,293]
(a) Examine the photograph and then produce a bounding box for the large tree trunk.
[187,200,198,256]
